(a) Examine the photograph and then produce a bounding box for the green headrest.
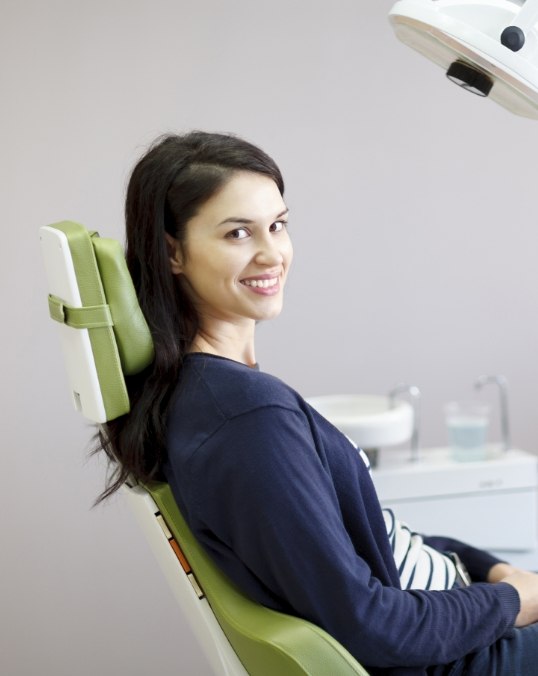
[47,220,154,420]
[92,235,154,376]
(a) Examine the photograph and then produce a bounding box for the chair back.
[40,220,369,676]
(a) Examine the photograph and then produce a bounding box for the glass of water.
[445,401,490,462]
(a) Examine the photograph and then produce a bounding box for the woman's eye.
[226,227,249,240]
[270,220,287,233]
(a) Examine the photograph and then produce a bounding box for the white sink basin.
[306,394,414,449]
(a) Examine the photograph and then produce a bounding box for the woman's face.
[170,171,293,329]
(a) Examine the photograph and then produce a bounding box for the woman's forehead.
[193,171,286,225]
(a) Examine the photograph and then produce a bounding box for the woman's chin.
[256,301,284,322]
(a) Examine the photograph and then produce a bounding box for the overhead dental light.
[389,0,538,119]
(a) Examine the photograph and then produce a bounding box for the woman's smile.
[240,274,280,294]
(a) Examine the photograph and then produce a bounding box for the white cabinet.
[371,448,538,569]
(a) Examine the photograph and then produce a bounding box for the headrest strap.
[48,295,114,329]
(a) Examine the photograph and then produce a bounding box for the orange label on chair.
[169,538,192,574]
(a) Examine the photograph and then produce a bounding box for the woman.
[101,131,538,675]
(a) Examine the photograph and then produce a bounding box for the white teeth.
[243,278,278,288]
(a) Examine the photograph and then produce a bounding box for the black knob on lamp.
[501,25,526,52]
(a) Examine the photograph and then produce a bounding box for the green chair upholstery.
[149,480,369,676]
[40,220,370,676]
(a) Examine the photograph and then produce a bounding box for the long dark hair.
[97,131,284,501]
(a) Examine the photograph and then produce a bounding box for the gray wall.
[3,1,538,674]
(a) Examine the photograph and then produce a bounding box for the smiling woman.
[97,130,538,676]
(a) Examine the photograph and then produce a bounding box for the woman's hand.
[487,562,521,583]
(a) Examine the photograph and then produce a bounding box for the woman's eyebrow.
[217,217,253,226]
[217,208,289,228]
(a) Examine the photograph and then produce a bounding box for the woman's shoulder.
[178,353,303,420]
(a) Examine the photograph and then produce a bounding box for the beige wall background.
[3,1,538,674]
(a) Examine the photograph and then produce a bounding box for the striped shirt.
[382,508,457,590]
[357,446,457,590]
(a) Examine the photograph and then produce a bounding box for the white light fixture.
[389,0,538,119]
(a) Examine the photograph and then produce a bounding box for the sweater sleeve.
[186,406,519,670]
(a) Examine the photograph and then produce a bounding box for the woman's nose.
[254,237,284,266]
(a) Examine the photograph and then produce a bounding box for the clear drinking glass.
[445,401,489,462]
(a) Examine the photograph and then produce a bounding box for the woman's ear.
[164,233,183,275]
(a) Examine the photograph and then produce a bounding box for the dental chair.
[40,220,369,676]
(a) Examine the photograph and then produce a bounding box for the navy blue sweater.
[164,354,520,675]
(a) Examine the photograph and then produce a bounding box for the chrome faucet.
[474,374,511,452]
[389,383,421,462]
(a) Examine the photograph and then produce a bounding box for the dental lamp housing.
[389,0,538,119]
